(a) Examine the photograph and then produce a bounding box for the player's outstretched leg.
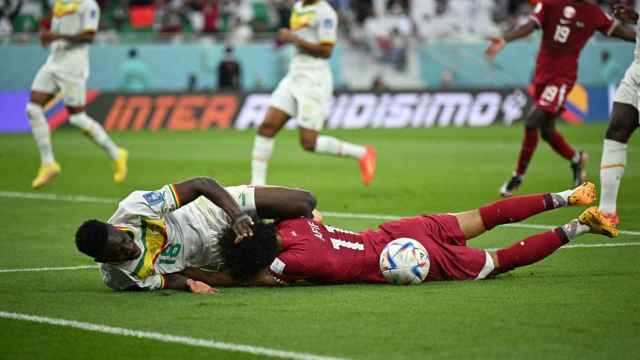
[251,107,289,186]
[598,102,638,225]
[457,182,595,240]
[67,108,128,183]
[27,92,61,188]
[307,129,376,186]
[492,206,618,274]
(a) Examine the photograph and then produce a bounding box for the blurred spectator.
[440,68,456,88]
[228,17,252,44]
[119,48,151,92]
[187,73,199,91]
[201,0,219,33]
[218,45,242,90]
[601,50,623,88]
[372,76,386,90]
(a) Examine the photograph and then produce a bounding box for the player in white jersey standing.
[28,0,127,188]
[250,0,377,186]
[598,4,639,225]
[74,176,317,293]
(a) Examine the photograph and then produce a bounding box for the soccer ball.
[379,238,430,285]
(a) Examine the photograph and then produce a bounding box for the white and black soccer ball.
[379,238,430,285]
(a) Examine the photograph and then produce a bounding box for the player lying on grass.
[74,177,316,293]
[183,182,618,287]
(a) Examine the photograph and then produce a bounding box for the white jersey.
[288,0,337,73]
[99,184,256,291]
[635,22,640,62]
[46,0,100,77]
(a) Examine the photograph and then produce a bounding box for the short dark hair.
[220,220,278,279]
[75,220,109,259]
[128,48,138,58]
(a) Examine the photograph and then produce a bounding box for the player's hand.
[186,278,218,294]
[278,28,297,44]
[40,31,57,47]
[613,4,639,24]
[312,209,323,223]
[232,213,254,244]
[484,37,506,60]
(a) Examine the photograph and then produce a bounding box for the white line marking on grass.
[0,311,348,360]
[0,265,99,273]
[1,191,639,236]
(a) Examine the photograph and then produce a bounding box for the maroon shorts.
[533,79,575,114]
[375,214,490,281]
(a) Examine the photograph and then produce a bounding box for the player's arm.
[278,28,333,58]
[254,186,317,220]
[173,177,254,241]
[163,273,218,294]
[610,24,636,42]
[40,30,95,47]
[184,267,282,287]
[485,18,538,59]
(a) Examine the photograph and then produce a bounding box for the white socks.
[26,103,55,166]
[251,135,274,185]
[552,189,573,207]
[69,112,119,160]
[599,139,627,214]
[561,219,590,241]
[314,135,366,159]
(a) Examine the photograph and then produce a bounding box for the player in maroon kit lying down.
[183,182,618,286]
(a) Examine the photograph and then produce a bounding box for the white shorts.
[270,69,333,131]
[613,61,640,117]
[31,64,88,107]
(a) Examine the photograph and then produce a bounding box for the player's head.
[75,220,141,263]
[220,220,278,280]
[128,48,138,58]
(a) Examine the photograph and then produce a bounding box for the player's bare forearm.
[295,39,333,59]
[611,24,636,42]
[503,19,538,43]
[52,31,95,44]
[254,186,317,219]
[165,272,218,293]
[174,177,243,219]
[164,273,189,290]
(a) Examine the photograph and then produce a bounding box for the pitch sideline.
[1,190,638,236]
[0,311,348,360]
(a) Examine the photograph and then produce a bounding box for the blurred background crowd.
[2,0,637,44]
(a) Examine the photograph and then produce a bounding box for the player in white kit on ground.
[28,0,127,188]
[598,4,639,225]
[250,0,377,187]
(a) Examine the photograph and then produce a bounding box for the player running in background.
[598,4,639,225]
[250,0,376,186]
[485,0,635,197]
[184,182,617,287]
[74,177,316,293]
[28,0,127,188]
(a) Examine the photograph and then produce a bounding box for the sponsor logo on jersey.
[563,6,576,19]
[323,18,333,29]
[143,191,165,206]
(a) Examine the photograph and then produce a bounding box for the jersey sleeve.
[224,185,257,215]
[316,6,338,45]
[268,252,308,285]
[595,8,617,36]
[530,0,546,27]
[113,185,182,221]
[81,1,100,32]
[100,264,166,291]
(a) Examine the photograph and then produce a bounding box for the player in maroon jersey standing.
[485,0,635,197]
[183,182,618,287]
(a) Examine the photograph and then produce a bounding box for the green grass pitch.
[0,124,638,359]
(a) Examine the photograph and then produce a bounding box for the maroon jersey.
[531,0,616,84]
[268,216,491,285]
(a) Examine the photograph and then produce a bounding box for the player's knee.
[68,112,90,129]
[299,137,316,152]
[25,103,45,124]
[540,128,554,142]
[605,117,636,143]
[258,122,278,137]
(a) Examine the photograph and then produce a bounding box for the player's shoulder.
[317,0,337,18]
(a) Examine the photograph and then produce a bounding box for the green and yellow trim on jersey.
[290,8,316,30]
[131,217,168,280]
[169,184,182,208]
[53,0,82,17]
